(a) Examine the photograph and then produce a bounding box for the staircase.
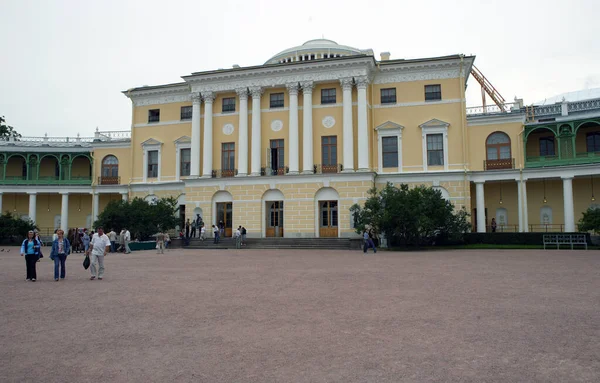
[182,237,360,250]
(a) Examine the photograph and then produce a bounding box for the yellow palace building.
[1,39,600,238]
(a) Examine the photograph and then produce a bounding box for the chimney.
[380,52,391,61]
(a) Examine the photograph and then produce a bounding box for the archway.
[262,189,285,238]
[212,191,233,237]
[525,128,556,159]
[5,154,27,179]
[485,132,512,169]
[101,155,119,184]
[71,155,92,180]
[315,187,339,238]
[432,186,450,201]
[39,154,59,179]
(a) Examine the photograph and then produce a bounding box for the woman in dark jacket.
[20,230,42,281]
[50,229,71,281]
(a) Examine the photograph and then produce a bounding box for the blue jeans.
[54,254,67,279]
[110,241,116,253]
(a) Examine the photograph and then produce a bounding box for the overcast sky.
[1,0,598,138]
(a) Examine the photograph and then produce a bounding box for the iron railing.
[98,176,121,185]
[212,169,237,178]
[314,163,343,174]
[260,167,289,176]
[1,176,92,185]
[484,158,514,170]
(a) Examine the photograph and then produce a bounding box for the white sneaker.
[26,278,30,281]
[31,279,36,282]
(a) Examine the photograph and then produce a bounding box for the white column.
[92,192,99,225]
[142,148,148,183]
[60,192,69,232]
[28,192,37,224]
[356,77,370,171]
[522,180,529,232]
[190,93,202,177]
[0,192,3,214]
[340,78,354,171]
[301,81,314,174]
[201,92,215,177]
[121,192,128,201]
[562,176,575,232]
[287,83,300,174]
[236,88,249,176]
[517,180,524,232]
[475,182,486,233]
[250,87,263,176]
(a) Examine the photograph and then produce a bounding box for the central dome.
[265,39,371,64]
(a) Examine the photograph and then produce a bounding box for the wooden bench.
[543,234,588,250]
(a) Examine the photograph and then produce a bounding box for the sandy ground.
[0,247,599,383]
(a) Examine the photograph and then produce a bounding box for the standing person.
[164,232,171,249]
[20,231,42,282]
[108,229,117,253]
[33,230,44,262]
[235,226,242,249]
[87,227,110,280]
[72,228,80,253]
[241,226,247,246]
[82,229,91,253]
[191,220,197,239]
[52,229,58,242]
[156,230,165,254]
[219,220,225,237]
[124,228,132,254]
[363,229,377,254]
[200,225,206,241]
[118,229,125,252]
[185,219,191,239]
[213,225,220,244]
[50,229,70,281]
[491,218,497,233]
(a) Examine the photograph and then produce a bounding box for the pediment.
[173,136,191,144]
[419,119,450,129]
[375,121,404,131]
[141,138,163,146]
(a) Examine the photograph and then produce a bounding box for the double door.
[216,202,233,237]
[266,201,284,237]
[319,200,338,237]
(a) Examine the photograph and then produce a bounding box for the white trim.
[376,121,404,173]
[134,120,191,128]
[420,119,450,172]
[183,171,376,188]
[374,99,464,109]
[467,113,526,126]
[174,136,192,182]
[141,139,163,183]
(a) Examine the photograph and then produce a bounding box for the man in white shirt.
[108,229,117,253]
[124,228,131,254]
[235,226,241,249]
[87,227,111,280]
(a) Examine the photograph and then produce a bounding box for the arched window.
[486,132,511,160]
[102,155,118,177]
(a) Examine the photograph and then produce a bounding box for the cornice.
[374,57,473,84]
[125,84,192,107]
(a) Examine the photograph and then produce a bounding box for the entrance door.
[319,200,338,237]
[216,202,233,237]
[266,201,284,237]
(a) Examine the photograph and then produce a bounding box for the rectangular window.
[539,137,555,156]
[270,93,284,108]
[222,97,236,113]
[321,88,336,104]
[586,133,600,152]
[148,109,160,123]
[380,88,397,104]
[426,134,444,166]
[270,139,285,174]
[180,148,191,176]
[147,150,158,178]
[180,106,192,120]
[382,136,398,167]
[424,84,442,101]
[221,142,235,170]
[322,136,338,166]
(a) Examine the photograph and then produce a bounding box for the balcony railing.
[212,169,237,178]
[484,158,514,170]
[466,102,521,116]
[98,176,121,185]
[314,163,343,174]
[260,167,289,176]
[1,176,92,185]
[526,152,600,168]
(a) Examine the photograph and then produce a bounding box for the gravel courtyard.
[1,248,599,383]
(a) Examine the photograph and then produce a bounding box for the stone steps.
[180,237,360,250]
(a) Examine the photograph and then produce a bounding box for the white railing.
[466,102,521,116]
[95,129,131,140]
[568,98,600,113]
[0,129,131,147]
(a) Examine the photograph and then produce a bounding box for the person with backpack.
[20,230,42,281]
[50,229,71,281]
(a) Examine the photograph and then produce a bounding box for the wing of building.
[2,39,600,237]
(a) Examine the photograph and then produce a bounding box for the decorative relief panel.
[271,120,283,132]
[322,116,336,129]
[222,124,235,136]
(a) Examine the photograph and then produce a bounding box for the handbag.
[83,254,90,270]
[156,244,159,249]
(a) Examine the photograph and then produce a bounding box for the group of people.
[20,226,112,282]
[234,226,247,248]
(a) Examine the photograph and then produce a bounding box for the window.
[102,155,119,177]
[380,88,396,104]
[586,132,600,152]
[148,109,160,123]
[222,97,236,113]
[147,150,158,178]
[424,85,442,101]
[180,106,192,120]
[222,143,235,170]
[322,136,338,166]
[539,137,555,156]
[270,139,285,174]
[486,132,511,160]
[321,88,336,104]
[426,134,444,166]
[382,136,398,167]
[270,93,284,108]
[180,148,191,176]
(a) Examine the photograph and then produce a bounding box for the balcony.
[314,164,343,174]
[212,169,237,178]
[1,176,92,185]
[98,176,121,185]
[261,167,289,176]
[484,158,515,170]
[526,152,600,168]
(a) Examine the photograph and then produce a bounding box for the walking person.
[156,230,165,254]
[34,230,44,262]
[491,218,497,233]
[52,229,59,242]
[50,229,70,281]
[21,230,42,282]
[241,226,247,246]
[219,221,225,237]
[82,229,90,253]
[363,229,377,254]
[235,226,242,249]
[213,225,220,244]
[87,227,111,280]
[191,220,197,238]
[108,229,117,253]
[200,225,206,241]
[118,229,125,252]
[124,228,132,254]
[165,233,171,249]
[185,219,191,239]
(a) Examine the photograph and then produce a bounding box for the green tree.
[0,212,37,244]
[350,182,470,247]
[0,115,21,140]
[578,206,600,234]
[94,197,179,240]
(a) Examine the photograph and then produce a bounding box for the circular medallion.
[271,119,283,132]
[222,123,234,135]
[322,116,336,129]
